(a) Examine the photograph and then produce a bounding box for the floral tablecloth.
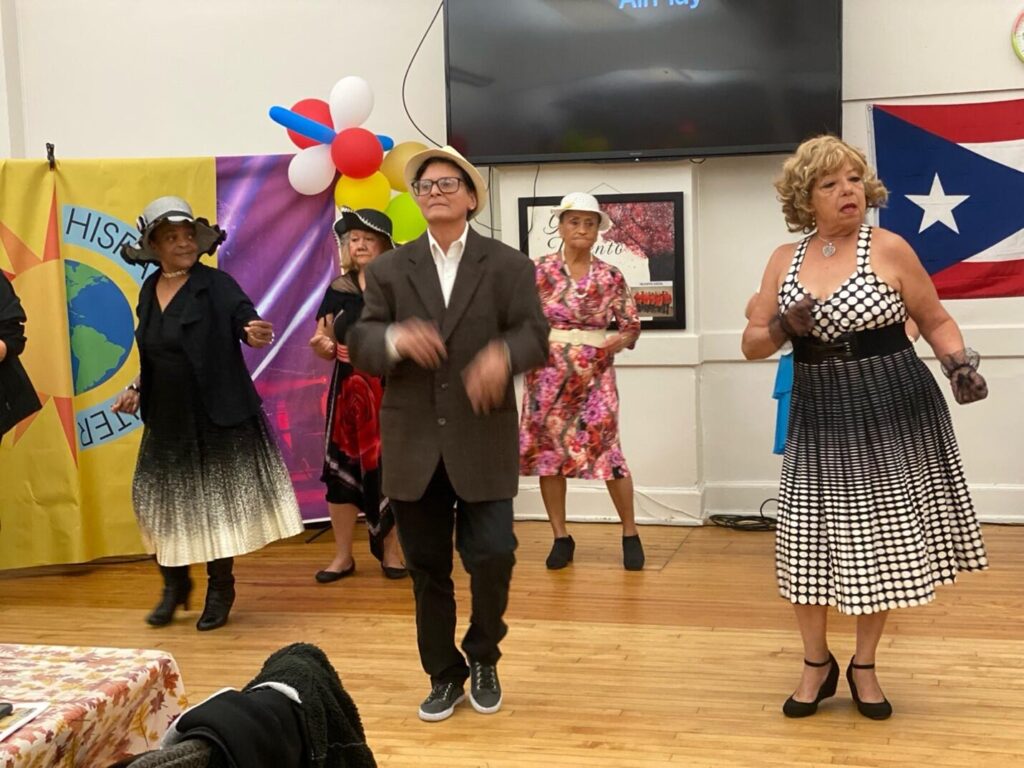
[0,644,187,768]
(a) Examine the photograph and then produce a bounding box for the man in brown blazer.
[347,146,549,722]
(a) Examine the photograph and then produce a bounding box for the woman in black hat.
[112,196,303,630]
[308,207,406,582]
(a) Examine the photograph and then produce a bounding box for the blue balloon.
[268,106,336,145]
[377,135,395,151]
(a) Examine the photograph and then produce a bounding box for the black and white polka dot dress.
[775,225,988,615]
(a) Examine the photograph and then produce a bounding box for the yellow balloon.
[334,171,391,211]
[380,140,429,191]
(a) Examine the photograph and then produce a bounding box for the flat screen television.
[444,0,842,165]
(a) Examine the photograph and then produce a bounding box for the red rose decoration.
[332,372,384,471]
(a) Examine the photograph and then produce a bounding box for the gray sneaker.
[418,681,465,722]
[469,662,502,714]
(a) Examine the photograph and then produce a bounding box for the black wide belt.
[792,323,912,364]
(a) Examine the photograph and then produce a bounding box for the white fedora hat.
[551,192,613,232]
[403,145,488,220]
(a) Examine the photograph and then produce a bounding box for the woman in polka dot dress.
[742,136,989,721]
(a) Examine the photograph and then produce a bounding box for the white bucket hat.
[403,145,488,220]
[120,196,225,265]
[551,192,613,232]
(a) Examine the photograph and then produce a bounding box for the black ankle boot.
[783,653,839,718]
[546,536,575,569]
[147,565,192,627]
[197,558,235,632]
[846,657,893,720]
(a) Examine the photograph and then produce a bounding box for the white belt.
[548,328,610,347]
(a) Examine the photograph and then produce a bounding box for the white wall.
[4,0,1022,522]
[5,0,448,159]
[0,0,24,158]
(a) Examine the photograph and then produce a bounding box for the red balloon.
[287,98,333,149]
[330,128,384,179]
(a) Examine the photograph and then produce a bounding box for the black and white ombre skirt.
[132,411,303,567]
[776,346,988,615]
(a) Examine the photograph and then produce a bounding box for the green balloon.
[386,193,427,244]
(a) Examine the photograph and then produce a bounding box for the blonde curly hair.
[775,135,888,233]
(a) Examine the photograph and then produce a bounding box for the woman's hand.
[941,349,988,405]
[950,367,988,405]
[245,319,274,349]
[603,332,633,355]
[111,386,140,415]
[779,295,815,337]
[309,314,336,360]
[0,339,7,362]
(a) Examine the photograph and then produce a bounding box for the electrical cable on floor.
[708,497,778,532]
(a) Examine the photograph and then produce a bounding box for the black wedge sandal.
[846,657,893,720]
[782,652,839,718]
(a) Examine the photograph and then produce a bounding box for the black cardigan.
[0,273,42,437]
[135,262,263,427]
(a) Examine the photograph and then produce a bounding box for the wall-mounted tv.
[444,0,842,165]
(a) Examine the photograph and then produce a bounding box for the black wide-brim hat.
[119,195,226,266]
[333,207,395,250]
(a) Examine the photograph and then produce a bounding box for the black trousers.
[392,461,517,686]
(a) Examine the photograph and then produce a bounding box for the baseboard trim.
[509,481,1024,526]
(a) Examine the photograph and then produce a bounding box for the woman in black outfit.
[309,208,405,583]
[112,196,302,630]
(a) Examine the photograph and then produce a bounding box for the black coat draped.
[0,273,42,437]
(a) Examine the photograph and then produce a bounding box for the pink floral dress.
[519,253,640,480]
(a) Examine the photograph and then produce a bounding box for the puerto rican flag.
[870,99,1024,298]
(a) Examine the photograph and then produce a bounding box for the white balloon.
[329,76,374,130]
[287,145,336,195]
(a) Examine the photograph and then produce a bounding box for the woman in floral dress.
[520,192,643,570]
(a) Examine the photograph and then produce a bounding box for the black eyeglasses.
[411,177,464,196]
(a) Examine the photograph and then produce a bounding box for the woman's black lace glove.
[768,295,814,346]
[940,348,988,405]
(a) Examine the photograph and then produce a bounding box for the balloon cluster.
[270,76,429,243]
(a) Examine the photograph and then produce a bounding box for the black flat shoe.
[846,657,893,720]
[315,562,356,583]
[381,564,408,580]
[546,536,575,569]
[783,653,839,718]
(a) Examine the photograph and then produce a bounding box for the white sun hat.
[550,192,613,232]
[120,196,225,265]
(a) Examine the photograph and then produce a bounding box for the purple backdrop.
[216,155,337,522]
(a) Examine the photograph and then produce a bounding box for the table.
[0,644,186,767]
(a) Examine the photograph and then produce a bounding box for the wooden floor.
[3,522,1023,767]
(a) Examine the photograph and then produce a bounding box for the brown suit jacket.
[347,228,549,503]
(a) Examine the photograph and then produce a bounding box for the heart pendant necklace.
[817,233,837,258]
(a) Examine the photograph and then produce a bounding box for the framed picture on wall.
[517,192,685,330]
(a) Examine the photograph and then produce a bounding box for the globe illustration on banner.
[65,261,134,395]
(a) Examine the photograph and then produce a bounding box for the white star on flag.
[905,173,970,234]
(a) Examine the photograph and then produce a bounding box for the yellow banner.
[0,157,215,569]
